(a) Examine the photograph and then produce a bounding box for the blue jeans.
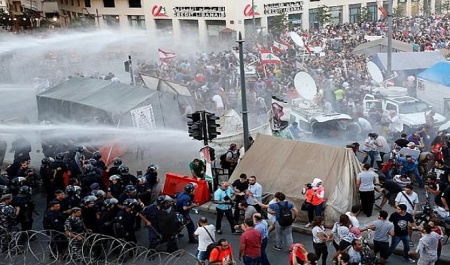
[389,235,411,259]
[243,255,260,265]
[260,237,271,265]
[401,168,423,185]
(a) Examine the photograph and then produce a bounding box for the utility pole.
[96,8,100,28]
[237,32,250,151]
[128,55,135,86]
[252,0,256,33]
[387,0,392,77]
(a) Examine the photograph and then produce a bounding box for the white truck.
[362,88,446,132]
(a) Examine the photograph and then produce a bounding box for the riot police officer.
[98,198,119,236]
[81,195,99,233]
[0,194,19,251]
[92,151,107,174]
[64,207,86,263]
[144,164,160,204]
[114,198,139,244]
[63,185,82,212]
[118,165,137,186]
[176,183,198,244]
[40,157,55,205]
[43,200,67,258]
[140,195,165,250]
[14,186,35,231]
[81,164,104,196]
[107,175,123,199]
[108,157,122,178]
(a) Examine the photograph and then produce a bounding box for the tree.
[393,6,405,18]
[268,11,291,36]
[443,0,450,12]
[420,0,432,16]
[359,7,374,22]
[316,5,331,26]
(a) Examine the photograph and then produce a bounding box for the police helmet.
[10,177,27,186]
[41,157,52,165]
[123,198,138,207]
[19,186,32,195]
[85,164,96,173]
[137,176,147,184]
[175,213,186,227]
[113,157,123,166]
[109,175,121,182]
[87,159,97,167]
[155,195,166,206]
[184,183,195,194]
[147,164,158,172]
[125,184,136,194]
[55,153,65,161]
[65,185,76,195]
[92,151,102,160]
[75,146,85,153]
[82,195,97,204]
[0,185,9,195]
[118,165,130,175]
[91,190,106,198]
[104,198,119,207]
[73,186,82,196]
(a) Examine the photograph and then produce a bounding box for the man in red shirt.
[239,218,262,265]
[209,239,236,265]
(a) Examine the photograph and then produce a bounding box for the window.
[366,5,377,21]
[128,0,141,8]
[103,0,115,8]
[386,103,397,112]
[84,0,90,7]
[71,0,74,5]
[77,0,80,6]
[128,15,145,29]
[349,5,360,23]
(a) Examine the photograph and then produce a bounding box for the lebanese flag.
[260,50,281,64]
[158,48,176,61]
[272,40,289,53]
[304,43,312,54]
[377,1,387,18]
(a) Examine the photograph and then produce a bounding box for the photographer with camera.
[214,182,239,235]
[302,178,325,228]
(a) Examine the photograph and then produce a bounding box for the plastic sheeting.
[229,134,361,225]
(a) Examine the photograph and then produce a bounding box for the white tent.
[229,134,361,224]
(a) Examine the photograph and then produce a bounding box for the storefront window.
[349,5,361,23]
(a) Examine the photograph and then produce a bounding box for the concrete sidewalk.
[198,199,450,264]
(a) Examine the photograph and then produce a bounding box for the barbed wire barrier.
[0,229,198,264]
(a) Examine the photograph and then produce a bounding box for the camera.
[305,183,312,189]
[223,196,234,205]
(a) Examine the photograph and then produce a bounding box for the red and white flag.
[260,50,281,64]
[304,43,312,55]
[272,40,290,53]
[377,1,387,18]
[158,48,176,62]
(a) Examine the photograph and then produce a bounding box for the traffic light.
[124,60,130,73]
[209,147,216,161]
[187,112,203,141]
[206,113,221,140]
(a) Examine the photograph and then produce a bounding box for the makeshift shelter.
[416,62,450,115]
[36,77,196,129]
[372,51,446,77]
[229,134,361,224]
[352,38,412,56]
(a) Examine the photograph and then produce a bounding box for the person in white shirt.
[212,94,224,116]
[395,184,419,243]
[358,117,372,137]
[387,110,403,139]
[194,216,216,265]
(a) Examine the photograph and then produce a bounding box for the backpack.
[277,201,294,227]
[206,244,221,263]
[220,151,232,169]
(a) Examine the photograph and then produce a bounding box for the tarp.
[352,38,413,56]
[372,51,446,71]
[36,77,196,129]
[417,62,450,87]
[229,134,361,225]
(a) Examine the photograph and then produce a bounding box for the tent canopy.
[352,38,413,56]
[37,77,155,114]
[229,134,361,224]
[36,77,196,128]
[417,62,450,87]
[372,51,446,71]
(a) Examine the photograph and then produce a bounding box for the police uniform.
[115,209,137,243]
[176,192,196,242]
[14,193,35,231]
[140,204,160,249]
[64,212,85,262]
[43,204,67,257]
[0,200,18,250]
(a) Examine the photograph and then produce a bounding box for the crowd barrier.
[161,173,211,205]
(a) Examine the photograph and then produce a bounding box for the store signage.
[152,5,168,17]
[264,1,303,15]
[173,7,226,18]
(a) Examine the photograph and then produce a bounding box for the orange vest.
[305,187,324,206]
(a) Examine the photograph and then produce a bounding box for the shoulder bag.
[400,191,415,209]
[301,193,315,211]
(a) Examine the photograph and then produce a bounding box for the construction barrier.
[162,172,211,205]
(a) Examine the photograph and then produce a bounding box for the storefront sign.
[173,7,226,18]
[264,1,303,15]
